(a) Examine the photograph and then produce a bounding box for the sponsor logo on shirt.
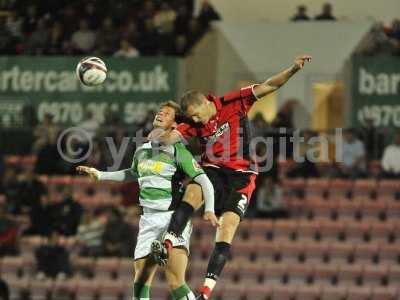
[202,122,230,143]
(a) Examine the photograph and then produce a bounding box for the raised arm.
[253,55,312,99]
[76,166,138,182]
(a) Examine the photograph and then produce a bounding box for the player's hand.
[203,211,220,227]
[147,128,166,141]
[76,166,100,180]
[294,55,312,69]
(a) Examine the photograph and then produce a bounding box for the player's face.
[153,106,176,130]
[186,101,211,125]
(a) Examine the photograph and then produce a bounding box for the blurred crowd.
[0,0,221,57]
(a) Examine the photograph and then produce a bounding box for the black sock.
[167,201,195,236]
[205,242,231,280]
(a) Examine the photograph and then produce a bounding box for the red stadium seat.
[287,263,314,285]
[236,219,251,241]
[245,285,272,300]
[338,264,363,286]
[97,280,127,300]
[329,243,355,264]
[231,240,256,262]
[362,200,387,221]
[362,265,389,287]
[94,258,120,279]
[0,256,23,280]
[53,277,78,299]
[308,200,338,220]
[337,200,362,221]
[72,257,95,277]
[371,287,398,300]
[353,179,377,198]
[297,220,320,242]
[263,263,288,285]
[347,287,372,300]
[386,202,400,220]
[329,179,354,198]
[296,285,323,300]
[370,222,394,243]
[304,242,330,264]
[377,180,400,198]
[321,286,347,300]
[273,219,298,241]
[388,265,400,287]
[219,283,245,300]
[379,244,400,265]
[237,261,262,284]
[75,279,100,300]
[305,178,330,198]
[250,219,274,241]
[257,242,281,263]
[280,241,305,264]
[271,285,297,300]
[313,264,339,286]
[117,258,133,281]
[354,243,380,265]
[29,279,54,300]
[319,220,345,242]
[344,221,370,243]
[6,277,30,300]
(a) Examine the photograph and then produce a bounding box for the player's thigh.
[134,257,158,285]
[182,183,203,210]
[222,173,257,219]
[215,211,241,244]
[164,248,189,289]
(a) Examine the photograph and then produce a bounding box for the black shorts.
[204,166,257,219]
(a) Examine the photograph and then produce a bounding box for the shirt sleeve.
[175,123,198,142]
[175,143,204,179]
[222,85,259,113]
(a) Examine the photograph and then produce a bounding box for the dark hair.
[180,90,204,112]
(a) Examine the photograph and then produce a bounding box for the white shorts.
[134,210,193,260]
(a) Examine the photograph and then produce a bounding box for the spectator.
[186,18,205,49]
[16,165,46,215]
[251,113,269,138]
[70,19,96,54]
[32,113,59,154]
[169,34,189,56]
[25,18,49,55]
[380,131,400,178]
[198,0,221,28]
[1,167,21,215]
[174,6,191,35]
[138,19,161,56]
[335,129,366,178]
[387,19,400,55]
[114,39,139,58]
[120,21,139,45]
[81,2,102,30]
[153,3,176,34]
[77,210,107,257]
[0,204,18,256]
[77,110,100,143]
[25,192,53,236]
[51,186,83,236]
[291,5,310,21]
[0,278,9,300]
[315,3,336,21]
[48,21,65,55]
[21,5,39,36]
[35,231,72,279]
[6,11,23,38]
[287,130,320,178]
[35,129,63,175]
[102,208,135,257]
[95,17,120,55]
[0,17,15,54]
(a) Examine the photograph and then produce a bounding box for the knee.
[184,183,203,208]
[165,269,184,291]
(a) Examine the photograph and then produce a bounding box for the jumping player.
[149,55,312,299]
[77,101,218,300]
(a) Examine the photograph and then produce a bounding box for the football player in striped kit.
[77,101,218,300]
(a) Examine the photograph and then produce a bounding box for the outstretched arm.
[253,55,312,99]
[147,128,181,145]
[76,166,138,182]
